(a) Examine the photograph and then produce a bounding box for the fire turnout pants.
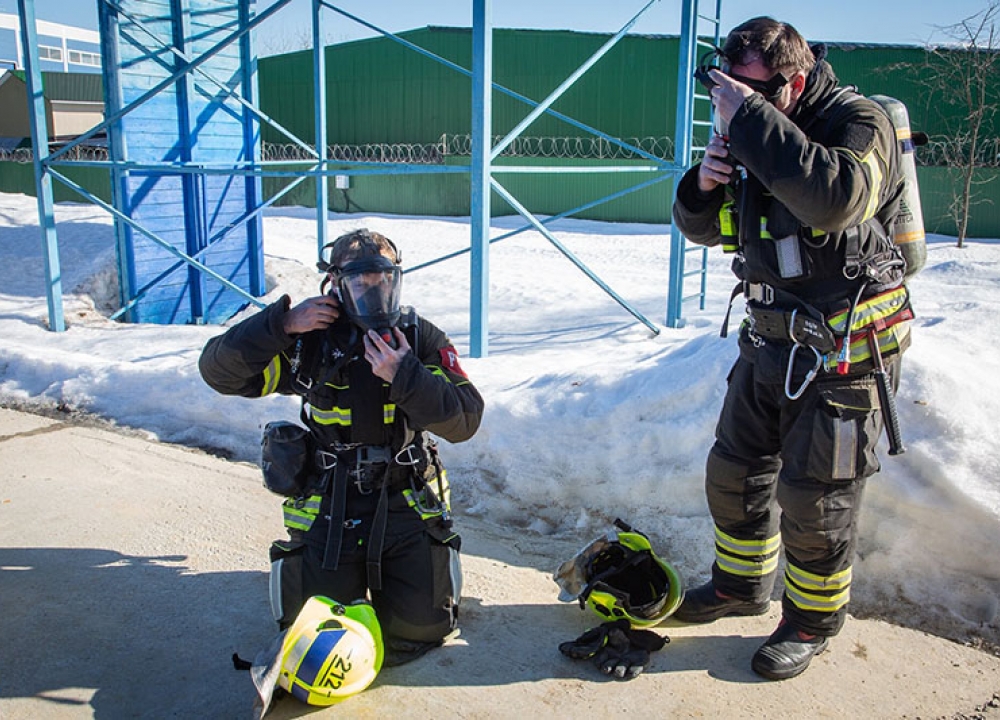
[268,485,461,645]
[705,339,897,637]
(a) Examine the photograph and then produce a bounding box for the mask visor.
[336,257,402,331]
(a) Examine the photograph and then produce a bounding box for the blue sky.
[1,0,993,46]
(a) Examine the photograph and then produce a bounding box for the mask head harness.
[317,229,402,334]
[694,45,789,103]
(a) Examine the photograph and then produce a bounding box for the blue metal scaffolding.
[17,0,719,355]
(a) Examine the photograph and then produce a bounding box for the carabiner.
[785,341,824,401]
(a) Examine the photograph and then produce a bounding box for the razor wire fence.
[2,134,997,167]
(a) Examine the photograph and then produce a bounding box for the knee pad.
[269,540,306,629]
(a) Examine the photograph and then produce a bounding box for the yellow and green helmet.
[275,596,384,706]
[557,520,684,628]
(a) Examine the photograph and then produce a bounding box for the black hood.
[790,43,840,126]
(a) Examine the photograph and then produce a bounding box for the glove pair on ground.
[558,618,668,680]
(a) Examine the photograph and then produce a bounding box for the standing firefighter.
[199,228,483,668]
[672,17,914,680]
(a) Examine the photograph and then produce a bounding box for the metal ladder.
[665,0,723,328]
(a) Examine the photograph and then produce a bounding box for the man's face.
[728,56,799,117]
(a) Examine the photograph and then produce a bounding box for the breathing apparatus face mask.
[331,255,402,339]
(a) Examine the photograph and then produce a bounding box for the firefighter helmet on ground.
[555,519,684,628]
[275,596,384,706]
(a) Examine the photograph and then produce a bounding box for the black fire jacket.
[672,51,905,312]
[198,296,484,450]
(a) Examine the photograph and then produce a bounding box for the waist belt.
[315,444,392,472]
[747,305,837,355]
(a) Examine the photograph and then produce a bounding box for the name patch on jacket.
[440,346,468,378]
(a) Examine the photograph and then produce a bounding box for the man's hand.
[697,133,736,192]
[707,68,755,125]
[282,295,341,335]
[696,68,756,193]
[364,328,410,382]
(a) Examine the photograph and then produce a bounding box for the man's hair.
[326,228,400,269]
[722,16,815,76]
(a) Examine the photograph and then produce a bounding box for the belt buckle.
[746,282,775,305]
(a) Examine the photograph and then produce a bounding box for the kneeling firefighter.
[199,228,484,669]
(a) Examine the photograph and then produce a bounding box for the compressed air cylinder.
[870,95,927,277]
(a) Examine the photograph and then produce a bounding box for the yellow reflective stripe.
[784,584,850,612]
[261,356,281,396]
[310,404,396,426]
[784,563,852,613]
[426,365,454,383]
[714,527,781,578]
[827,287,909,334]
[715,526,782,557]
[786,562,852,591]
[716,552,780,577]
[282,495,322,531]
[310,405,351,426]
[823,324,907,370]
[859,149,883,222]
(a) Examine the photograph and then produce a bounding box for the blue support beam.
[18,0,64,331]
[313,0,329,257]
[469,0,492,358]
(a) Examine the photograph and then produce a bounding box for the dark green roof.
[6,70,103,102]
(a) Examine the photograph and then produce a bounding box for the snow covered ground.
[1,190,998,645]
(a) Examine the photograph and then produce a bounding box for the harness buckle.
[745,281,775,305]
[315,448,337,470]
[394,443,424,467]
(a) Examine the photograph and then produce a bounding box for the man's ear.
[789,71,807,101]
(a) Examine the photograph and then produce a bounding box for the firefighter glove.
[559,619,668,680]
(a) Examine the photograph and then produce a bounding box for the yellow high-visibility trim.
[426,365,453,383]
[714,526,782,557]
[716,552,780,578]
[261,356,281,396]
[784,581,851,612]
[827,287,909,335]
[310,404,396,426]
[282,495,322,532]
[786,563,853,591]
[823,324,907,371]
[859,150,884,222]
[310,406,351,426]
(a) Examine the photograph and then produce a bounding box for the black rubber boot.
[384,637,443,667]
[672,581,770,624]
[751,621,829,680]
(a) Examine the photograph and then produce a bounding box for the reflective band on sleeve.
[261,356,281,396]
[714,526,781,578]
[784,562,852,613]
[426,365,454,383]
[860,150,884,222]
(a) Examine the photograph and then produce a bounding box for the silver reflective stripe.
[832,417,857,480]
[270,559,283,623]
[448,546,462,603]
[775,236,804,278]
